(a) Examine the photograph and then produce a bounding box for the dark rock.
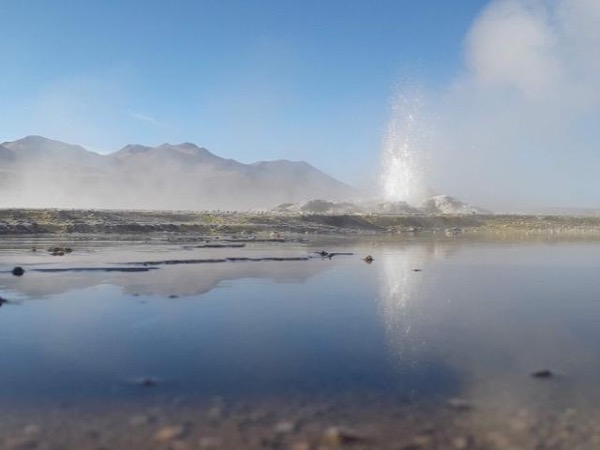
[154,424,185,441]
[363,255,374,264]
[323,426,368,446]
[137,378,158,387]
[446,398,472,411]
[198,437,223,448]
[531,369,554,379]
[445,227,464,236]
[3,436,40,449]
[11,266,25,276]
[48,246,72,256]
[129,415,150,427]
[273,420,297,434]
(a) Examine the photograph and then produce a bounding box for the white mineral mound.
[273,195,491,215]
[419,195,490,215]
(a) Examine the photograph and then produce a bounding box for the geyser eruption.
[379,89,429,204]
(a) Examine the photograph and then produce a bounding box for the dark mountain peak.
[10,135,47,144]
[116,142,210,155]
[115,144,154,155]
[1,136,103,167]
[164,142,201,150]
[7,135,50,145]
[157,142,211,156]
[3,135,88,153]
[107,142,238,174]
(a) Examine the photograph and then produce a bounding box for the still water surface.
[1,237,599,415]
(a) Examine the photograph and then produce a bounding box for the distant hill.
[0,136,355,210]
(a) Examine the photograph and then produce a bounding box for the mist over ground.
[422,0,600,212]
[0,136,353,211]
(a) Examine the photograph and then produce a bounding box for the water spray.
[379,89,429,204]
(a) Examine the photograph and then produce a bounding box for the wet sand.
[2,394,600,449]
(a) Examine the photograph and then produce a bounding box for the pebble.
[248,409,269,422]
[147,406,164,417]
[487,432,512,448]
[274,420,297,434]
[322,426,366,446]
[11,266,25,276]
[3,436,39,450]
[411,434,433,447]
[198,436,223,448]
[446,398,472,411]
[154,424,185,441]
[129,415,150,427]
[22,425,40,436]
[531,369,554,378]
[452,436,470,449]
[170,440,191,450]
[137,377,158,387]
[290,442,311,450]
[207,405,224,420]
[509,417,529,432]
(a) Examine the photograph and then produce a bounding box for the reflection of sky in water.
[1,239,600,419]
[376,241,600,420]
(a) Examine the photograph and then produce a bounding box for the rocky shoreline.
[1,209,600,237]
[1,394,599,450]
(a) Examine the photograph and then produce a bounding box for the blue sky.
[1,0,488,183]
[3,0,599,210]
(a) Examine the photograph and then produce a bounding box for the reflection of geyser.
[376,243,452,367]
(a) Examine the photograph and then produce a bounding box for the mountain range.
[0,136,354,210]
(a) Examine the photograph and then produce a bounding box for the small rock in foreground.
[154,424,185,441]
[136,377,158,387]
[198,436,222,448]
[322,426,367,446]
[531,369,554,379]
[446,398,472,411]
[274,420,297,434]
[129,415,150,427]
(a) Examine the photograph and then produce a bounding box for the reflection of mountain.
[1,260,331,299]
[0,135,354,210]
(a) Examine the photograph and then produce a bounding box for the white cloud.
[466,0,562,98]
[427,0,600,210]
